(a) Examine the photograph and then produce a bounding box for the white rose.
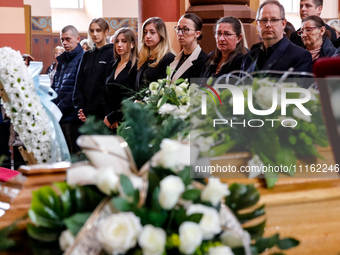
[158,103,178,115]
[208,246,234,255]
[138,225,166,255]
[220,230,245,248]
[186,204,221,239]
[97,212,142,254]
[159,138,180,170]
[96,167,119,195]
[195,136,214,152]
[159,175,185,210]
[248,154,264,178]
[254,86,279,110]
[292,107,311,122]
[201,178,230,206]
[179,222,203,254]
[179,81,189,90]
[59,229,75,251]
[149,82,160,93]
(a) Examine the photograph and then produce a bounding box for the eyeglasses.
[257,19,283,26]
[174,26,195,35]
[215,32,237,39]
[297,27,319,36]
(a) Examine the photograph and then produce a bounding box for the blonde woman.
[104,28,138,130]
[135,17,175,90]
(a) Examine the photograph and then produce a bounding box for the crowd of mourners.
[2,0,339,158]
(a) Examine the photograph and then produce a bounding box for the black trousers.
[60,121,82,155]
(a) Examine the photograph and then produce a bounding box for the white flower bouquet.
[0,47,53,163]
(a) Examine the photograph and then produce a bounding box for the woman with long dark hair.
[201,17,247,80]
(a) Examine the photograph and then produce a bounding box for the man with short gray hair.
[52,25,83,154]
[241,0,312,74]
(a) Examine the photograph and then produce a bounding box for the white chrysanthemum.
[0,47,52,163]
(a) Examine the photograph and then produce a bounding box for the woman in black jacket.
[201,17,247,81]
[169,13,207,83]
[103,28,138,130]
[73,18,114,122]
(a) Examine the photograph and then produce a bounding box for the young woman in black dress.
[103,28,138,130]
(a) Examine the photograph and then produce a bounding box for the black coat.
[290,24,338,48]
[135,52,175,91]
[319,37,337,60]
[241,36,313,74]
[201,52,244,80]
[73,43,114,119]
[52,44,83,122]
[104,60,137,124]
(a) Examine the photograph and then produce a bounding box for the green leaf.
[120,174,135,197]
[182,189,201,201]
[226,183,260,211]
[178,167,191,186]
[28,209,64,229]
[63,212,91,236]
[53,182,73,218]
[175,207,187,226]
[30,186,62,219]
[112,197,130,211]
[244,220,266,240]
[186,213,203,224]
[264,172,279,189]
[27,223,61,242]
[174,78,185,84]
[0,238,16,251]
[255,234,279,253]
[278,238,299,250]
[237,204,265,224]
[148,211,168,227]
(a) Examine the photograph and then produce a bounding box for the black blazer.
[169,45,207,83]
[201,52,244,80]
[104,60,137,124]
[241,36,313,74]
[135,52,175,91]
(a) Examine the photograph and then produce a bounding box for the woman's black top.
[200,52,244,80]
[104,60,137,124]
[135,52,175,91]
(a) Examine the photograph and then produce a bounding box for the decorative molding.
[32,16,52,34]
[104,17,138,35]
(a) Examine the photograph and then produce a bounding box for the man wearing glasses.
[290,0,337,48]
[241,0,312,74]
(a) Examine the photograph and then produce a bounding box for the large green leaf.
[182,189,201,201]
[26,224,61,242]
[255,233,279,253]
[226,183,260,211]
[63,212,92,236]
[278,238,299,250]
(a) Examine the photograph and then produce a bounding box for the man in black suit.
[290,0,337,48]
[241,0,312,74]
